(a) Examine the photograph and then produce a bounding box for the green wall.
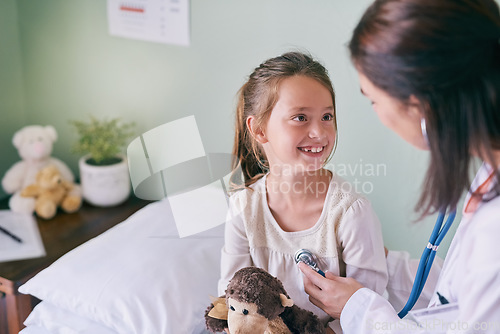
[4,0,490,257]
[0,0,26,199]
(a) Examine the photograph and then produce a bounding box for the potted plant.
[70,115,136,207]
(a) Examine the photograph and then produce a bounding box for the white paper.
[107,0,190,46]
[0,211,45,262]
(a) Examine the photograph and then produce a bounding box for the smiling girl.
[218,52,388,333]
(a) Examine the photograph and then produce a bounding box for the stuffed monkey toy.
[205,267,326,334]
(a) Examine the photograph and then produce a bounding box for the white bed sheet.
[20,325,52,334]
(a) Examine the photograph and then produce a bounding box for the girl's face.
[358,72,428,150]
[252,75,336,174]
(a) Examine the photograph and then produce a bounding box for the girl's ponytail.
[230,84,267,189]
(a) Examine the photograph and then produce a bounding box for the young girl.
[219,51,388,333]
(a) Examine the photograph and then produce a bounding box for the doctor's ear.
[246,116,268,144]
[407,95,423,118]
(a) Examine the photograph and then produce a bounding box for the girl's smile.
[298,146,325,153]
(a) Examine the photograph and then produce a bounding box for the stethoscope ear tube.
[398,209,456,319]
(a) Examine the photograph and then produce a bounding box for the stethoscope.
[294,207,456,319]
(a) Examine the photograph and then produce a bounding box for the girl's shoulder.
[328,173,371,211]
[227,175,266,209]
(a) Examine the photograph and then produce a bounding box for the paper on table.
[0,210,45,263]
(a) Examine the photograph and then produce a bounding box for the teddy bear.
[205,267,326,334]
[20,165,82,220]
[1,125,81,214]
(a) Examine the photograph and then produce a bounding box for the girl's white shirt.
[341,163,500,333]
[219,172,388,331]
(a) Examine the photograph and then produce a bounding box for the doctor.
[299,0,500,332]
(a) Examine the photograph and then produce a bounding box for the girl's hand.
[298,262,363,319]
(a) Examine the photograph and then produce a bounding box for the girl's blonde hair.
[231,52,337,188]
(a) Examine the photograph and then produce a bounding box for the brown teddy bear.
[21,165,82,219]
[205,267,326,334]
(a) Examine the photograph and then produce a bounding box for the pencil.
[0,225,23,243]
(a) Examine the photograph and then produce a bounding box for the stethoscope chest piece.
[294,249,325,277]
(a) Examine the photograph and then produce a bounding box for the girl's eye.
[322,113,334,121]
[230,306,235,311]
[292,115,306,122]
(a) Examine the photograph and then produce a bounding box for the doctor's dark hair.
[349,0,500,217]
[232,51,337,188]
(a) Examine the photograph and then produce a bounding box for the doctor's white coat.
[340,164,500,333]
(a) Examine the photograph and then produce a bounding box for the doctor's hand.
[298,262,363,319]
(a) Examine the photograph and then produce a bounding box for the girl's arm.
[323,197,388,332]
[337,198,388,295]
[218,195,253,295]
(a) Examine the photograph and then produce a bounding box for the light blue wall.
[4,0,492,257]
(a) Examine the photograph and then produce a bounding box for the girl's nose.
[308,122,324,139]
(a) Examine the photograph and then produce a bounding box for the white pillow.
[19,199,223,334]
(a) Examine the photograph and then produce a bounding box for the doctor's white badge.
[409,303,461,333]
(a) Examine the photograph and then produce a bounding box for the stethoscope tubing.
[398,209,456,318]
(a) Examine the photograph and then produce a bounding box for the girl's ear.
[246,116,268,144]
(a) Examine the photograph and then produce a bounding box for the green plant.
[70,115,136,166]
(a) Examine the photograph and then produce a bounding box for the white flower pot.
[79,154,131,207]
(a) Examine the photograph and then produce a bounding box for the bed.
[18,198,225,334]
[16,179,441,333]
